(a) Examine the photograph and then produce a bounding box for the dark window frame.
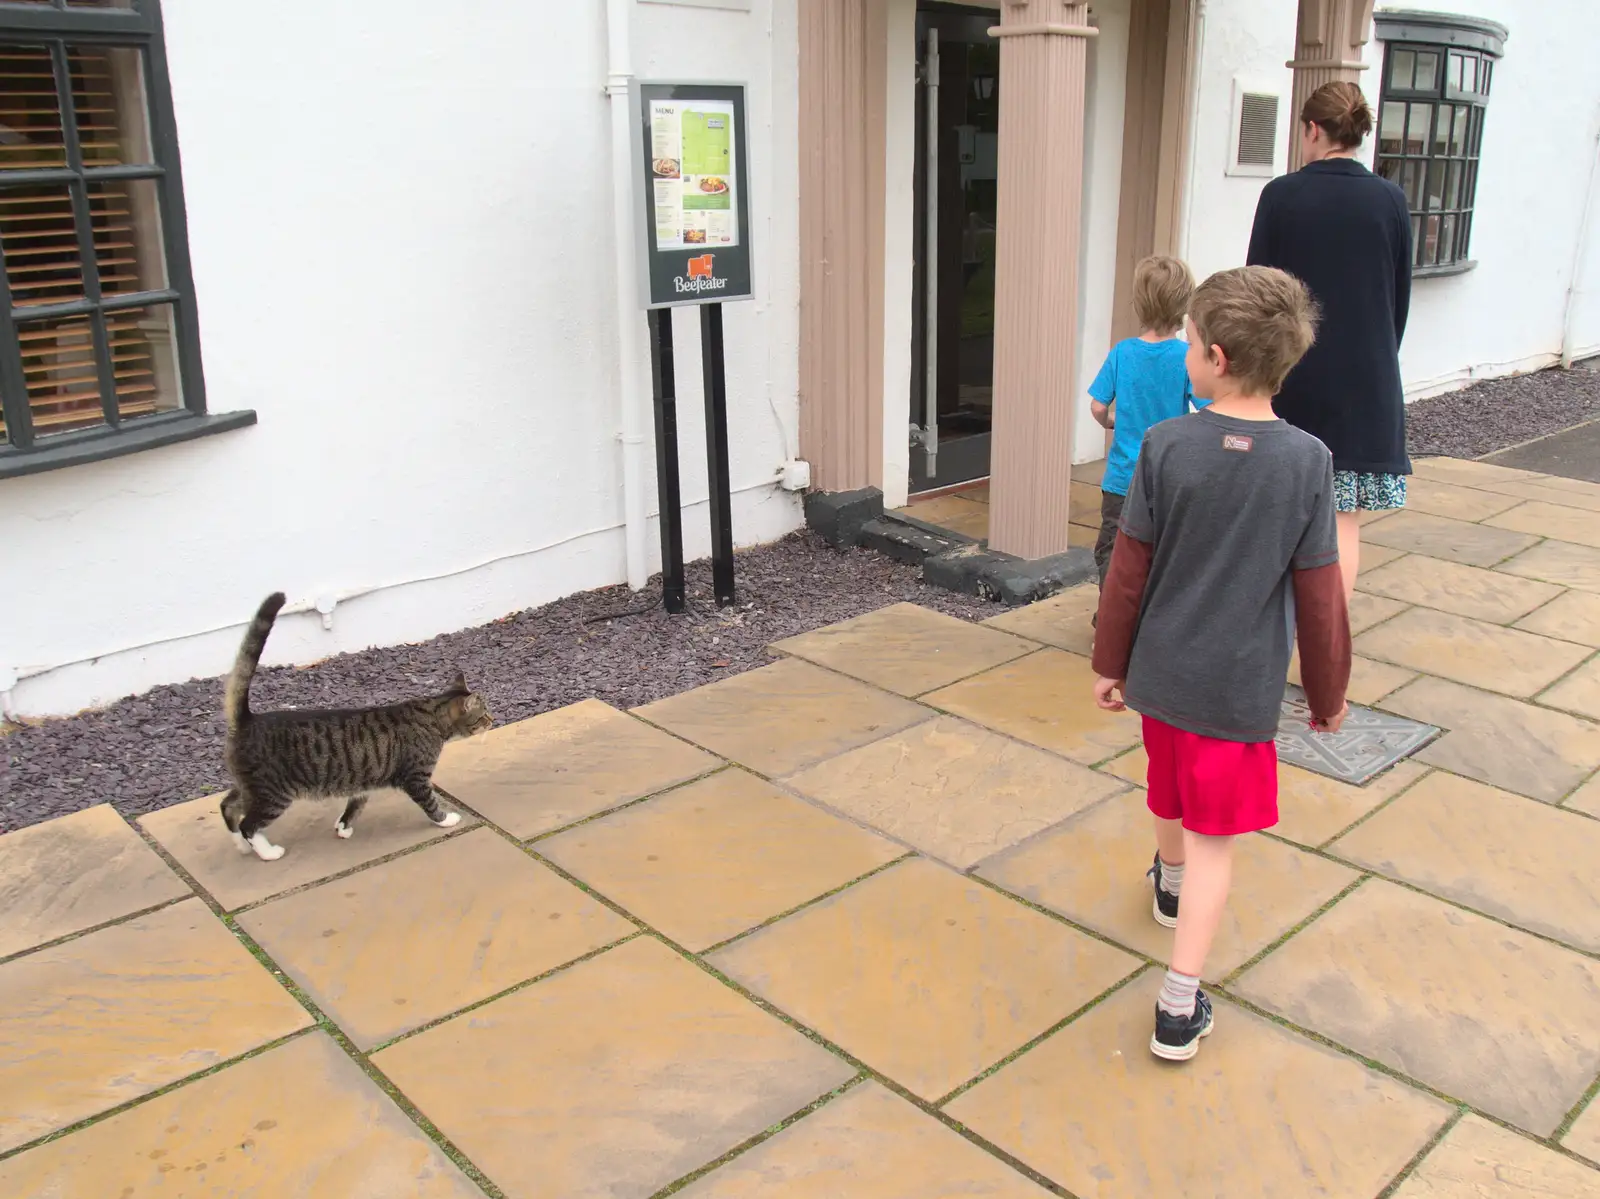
[1374,11,1508,279]
[0,0,251,480]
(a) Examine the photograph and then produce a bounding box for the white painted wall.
[1073,0,1131,465]
[1185,0,1600,398]
[2,0,801,718]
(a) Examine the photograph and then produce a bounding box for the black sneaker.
[1147,853,1179,929]
[1151,990,1213,1062]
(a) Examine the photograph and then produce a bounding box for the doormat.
[1276,685,1441,786]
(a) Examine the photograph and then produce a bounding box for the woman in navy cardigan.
[1247,81,1413,601]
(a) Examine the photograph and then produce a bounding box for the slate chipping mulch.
[6,363,1599,834]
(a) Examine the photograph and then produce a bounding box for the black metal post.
[700,303,736,607]
[647,308,686,613]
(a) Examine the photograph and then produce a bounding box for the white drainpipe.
[605,0,650,590]
[1561,105,1600,369]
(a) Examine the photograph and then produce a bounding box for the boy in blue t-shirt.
[1088,255,1201,593]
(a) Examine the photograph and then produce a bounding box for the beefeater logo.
[687,254,714,279]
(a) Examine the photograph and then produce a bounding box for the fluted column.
[987,0,1094,559]
[1287,0,1377,170]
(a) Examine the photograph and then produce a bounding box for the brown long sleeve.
[1091,532,1152,680]
[1293,562,1352,720]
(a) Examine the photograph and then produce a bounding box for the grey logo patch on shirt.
[1222,433,1254,452]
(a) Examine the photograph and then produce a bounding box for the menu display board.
[636,82,753,308]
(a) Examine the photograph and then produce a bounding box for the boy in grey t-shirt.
[1092,266,1352,1063]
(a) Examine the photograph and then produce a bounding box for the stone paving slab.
[1565,773,1600,815]
[770,602,1034,697]
[0,803,190,959]
[1497,540,1600,593]
[925,647,1143,765]
[674,1081,1055,1198]
[239,828,633,1049]
[709,857,1139,1101]
[982,582,1097,655]
[1403,476,1525,522]
[1411,457,1548,486]
[1329,771,1600,951]
[785,715,1124,869]
[1289,650,1417,706]
[1541,657,1600,721]
[1482,477,1600,513]
[1356,607,1592,697]
[1517,589,1600,646]
[978,789,1358,978]
[0,1032,484,1198]
[433,699,717,840]
[635,658,929,778]
[1565,1097,1600,1165]
[1359,542,1409,570]
[1488,500,1600,549]
[944,973,1450,1199]
[1274,759,1431,847]
[537,769,902,952]
[1382,676,1600,802]
[1363,510,1539,567]
[1357,555,1563,623]
[0,898,311,1153]
[1394,1114,1600,1197]
[374,936,852,1199]
[1069,479,1101,527]
[898,494,989,539]
[1235,879,1600,1134]
[140,789,477,912]
[1349,591,1410,634]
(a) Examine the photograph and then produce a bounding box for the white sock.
[1159,858,1185,896]
[1157,969,1199,1018]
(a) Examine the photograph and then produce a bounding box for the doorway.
[908,4,1000,496]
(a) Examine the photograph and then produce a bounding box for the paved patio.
[2,456,1599,1198]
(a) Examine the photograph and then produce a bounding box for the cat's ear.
[449,671,468,694]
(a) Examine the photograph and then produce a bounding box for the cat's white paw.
[230,830,252,855]
[335,823,354,839]
[434,811,461,828]
[248,832,286,861]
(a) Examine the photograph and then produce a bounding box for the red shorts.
[1142,715,1278,835]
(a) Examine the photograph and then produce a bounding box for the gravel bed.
[1,532,992,833]
[1406,361,1600,460]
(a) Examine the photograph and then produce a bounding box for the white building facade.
[2,0,1595,718]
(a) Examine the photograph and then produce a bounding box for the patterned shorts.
[1332,471,1407,514]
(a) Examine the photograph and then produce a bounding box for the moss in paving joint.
[1554,1072,1600,1144]
[1308,763,1438,851]
[1220,874,1370,987]
[517,763,734,847]
[934,963,1153,1108]
[0,893,192,969]
[647,1075,869,1196]
[1374,1106,1466,1199]
[225,819,481,918]
[219,916,508,1197]
[966,871,1163,965]
[0,1027,318,1166]
[368,931,644,1053]
[696,851,918,957]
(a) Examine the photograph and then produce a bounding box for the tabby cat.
[220,592,493,861]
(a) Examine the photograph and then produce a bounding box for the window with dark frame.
[0,0,227,473]
[1374,11,1508,275]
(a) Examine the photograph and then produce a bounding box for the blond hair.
[1188,266,1318,395]
[1131,255,1194,334]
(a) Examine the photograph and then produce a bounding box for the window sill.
[1414,259,1478,280]
[0,409,256,480]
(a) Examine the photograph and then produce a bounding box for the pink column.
[987,0,1095,560]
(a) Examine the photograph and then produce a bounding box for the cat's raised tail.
[225,592,287,731]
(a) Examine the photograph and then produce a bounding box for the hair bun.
[1301,80,1372,149]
